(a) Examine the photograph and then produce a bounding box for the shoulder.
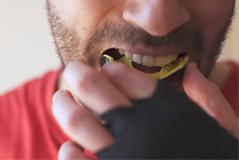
[218,60,239,89]
[0,69,61,110]
[0,69,64,158]
[216,60,239,115]
[209,60,238,89]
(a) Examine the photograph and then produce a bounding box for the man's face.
[47,0,235,78]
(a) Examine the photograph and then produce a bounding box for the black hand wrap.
[97,82,239,159]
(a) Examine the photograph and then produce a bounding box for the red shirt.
[0,62,238,159]
[0,70,68,159]
[221,61,239,114]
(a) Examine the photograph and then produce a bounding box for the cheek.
[186,0,234,53]
[187,0,233,33]
[51,0,116,32]
[51,0,79,25]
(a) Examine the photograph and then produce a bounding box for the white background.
[0,0,238,94]
[0,0,59,93]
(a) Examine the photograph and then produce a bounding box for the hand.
[94,62,238,159]
[183,62,239,139]
[52,61,156,159]
[52,61,238,159]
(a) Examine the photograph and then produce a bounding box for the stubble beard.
[46,2,235,78]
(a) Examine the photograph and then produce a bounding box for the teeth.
[119,49,124,55]
[125,51,133,60]
[132,54,143,64]
[117,49,179,67]
[154,54,178,66]
[142,55,154,67]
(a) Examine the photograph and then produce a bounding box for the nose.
[123,0,190,36]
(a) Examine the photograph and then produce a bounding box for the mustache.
[89,21,203,50]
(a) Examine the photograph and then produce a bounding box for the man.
[0,0,238,159]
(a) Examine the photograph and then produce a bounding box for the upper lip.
[103,44,186,57]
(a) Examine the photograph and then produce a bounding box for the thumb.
[183,62,238,138]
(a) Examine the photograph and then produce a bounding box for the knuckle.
[58,142,74,160]
[76,70,98,91]
[115,63,134,78]
[52,90,69,105]
[65,108,87,132]
[58,141,81,160]
[105,62,130,76]
[52,90,72,119]
[115,62,131,73]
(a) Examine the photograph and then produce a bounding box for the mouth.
[101,48,189,80]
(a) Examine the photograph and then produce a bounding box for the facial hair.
[46,1,235,78]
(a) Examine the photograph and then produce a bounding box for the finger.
[183,62,239,138]
[64,61,131,114]
[101,62,157,100]
[58,141,91,160]
[52,90,114,153]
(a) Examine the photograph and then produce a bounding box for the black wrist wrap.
[97,82,239,159]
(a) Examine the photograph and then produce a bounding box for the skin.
[46,0,238,159]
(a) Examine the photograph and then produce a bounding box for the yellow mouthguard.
[101,53,189,80]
